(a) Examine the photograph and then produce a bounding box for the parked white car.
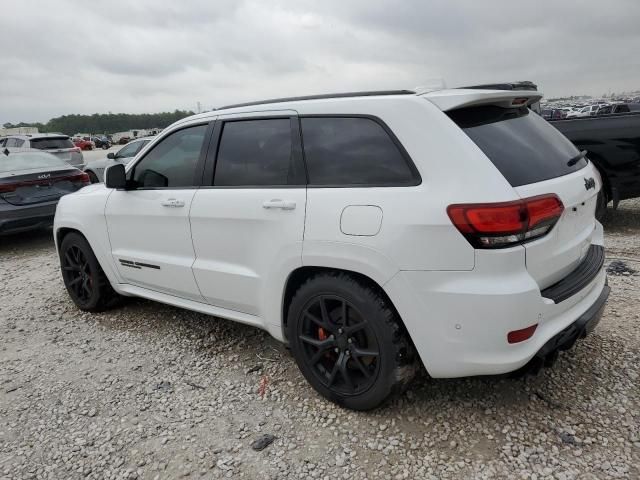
[54,88,609,410]
[84,137,152,183]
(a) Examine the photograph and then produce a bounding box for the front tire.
[59,232,121,312]
[287,273,417,410]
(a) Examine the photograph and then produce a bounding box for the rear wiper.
[567,150,587,167]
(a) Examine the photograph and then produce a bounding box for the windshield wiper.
[567,150,587,167]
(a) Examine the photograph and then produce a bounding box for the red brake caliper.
[318,328,327,341]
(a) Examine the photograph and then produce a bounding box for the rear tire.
[59,232,121,312]
[287,273,417,410]
[86,171,99,183]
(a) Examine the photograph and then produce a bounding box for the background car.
[72,137,95,151]
[91,136,112,149]
[84,137,152,183]
[2,133,85,169]
[0,150,90,235]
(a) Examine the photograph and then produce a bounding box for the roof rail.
[218,90,416,110]
[459,81,538,92]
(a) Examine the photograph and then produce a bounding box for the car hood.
[72,183,106,195]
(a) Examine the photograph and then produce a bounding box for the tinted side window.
[214,118,302,186]
[5,138,17,147]
[300,117,416,186]
[132,125,207,188]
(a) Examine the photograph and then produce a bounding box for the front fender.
[54,188,122,288]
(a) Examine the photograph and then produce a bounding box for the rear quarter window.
[300,117,418,186]
[447,106,587,187]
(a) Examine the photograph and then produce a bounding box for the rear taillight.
[0,173,90,194]
[0,183,17,193]
[447,194,564,249]
[63,172,90,185]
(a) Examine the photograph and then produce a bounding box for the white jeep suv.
[54,87,609,410]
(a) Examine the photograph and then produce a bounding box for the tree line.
[3,110,195,136]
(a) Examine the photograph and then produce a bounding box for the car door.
[104,122,212,301]
[189,113,307,319]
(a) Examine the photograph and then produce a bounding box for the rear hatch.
[445,102,598,290]
[29,137,83,167]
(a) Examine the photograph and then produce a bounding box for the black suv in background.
[549,110,640,218]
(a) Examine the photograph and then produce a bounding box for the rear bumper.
[534,281,609,362]
[0,200,57,235]
[384,242,609,378]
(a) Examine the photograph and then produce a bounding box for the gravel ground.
[1,200,639,480]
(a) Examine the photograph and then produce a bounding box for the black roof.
[218,90,416,110]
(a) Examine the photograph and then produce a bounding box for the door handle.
[161,198,185,208]
[262,199,296,210]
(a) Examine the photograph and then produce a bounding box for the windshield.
[0,152,70,173]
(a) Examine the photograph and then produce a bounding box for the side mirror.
[106,152,115,159]
[105,163,127,189]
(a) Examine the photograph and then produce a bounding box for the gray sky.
[2,0,639,124]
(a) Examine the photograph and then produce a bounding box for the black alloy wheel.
[59,232,121,312]
[298,295,381,395]
[61,244,93,303]
[287,273,417,410]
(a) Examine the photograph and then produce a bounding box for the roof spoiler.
[459,81,538,92]
[421,83,543,112]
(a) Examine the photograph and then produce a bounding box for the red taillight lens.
[63,172,90,185]
[507,324,538,344]
[526,195,564,229]
[447,194,564,249]
[0,183,17,193]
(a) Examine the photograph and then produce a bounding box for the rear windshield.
[30,137,74,150]
[0,152,69,172]
[447,106,587,187]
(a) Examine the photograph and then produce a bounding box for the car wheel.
[86,171,99,184]
[59,232,122,312]
[287,273,417,410]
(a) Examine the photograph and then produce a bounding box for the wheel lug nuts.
[334,348,339,353]
[347,338,352,343]
[345,350,351,356]
[338,328,343,334]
